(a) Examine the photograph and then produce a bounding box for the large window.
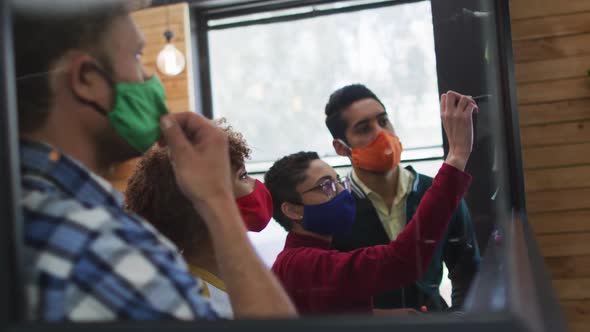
[207,0,451,304]
[208,1,442,167]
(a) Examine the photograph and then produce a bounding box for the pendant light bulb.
[156,30,186,77]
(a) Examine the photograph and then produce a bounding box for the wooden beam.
[521,120,590,148]
[519,98,590,126]
[512,11,590,41]
[530,209,590,235]
[132,4,185,28]
[510,0,590,21]
[553,278,590,300]
[525,165,590,192]
[515,55,590,84]
[517,77,590,105]
[538,233,590,257]
[523,143,590,170]
[527,188,590,213]
[557,297,589,332]
[167,97,191,112]
[513,33,590,63]
[569,322,589,332]
[141,24,186,44]
[545,256,590,279]
[161,79,190,99]
[561,300,590,326]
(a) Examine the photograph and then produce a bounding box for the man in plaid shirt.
[14,0,295,321]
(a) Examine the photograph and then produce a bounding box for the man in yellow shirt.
[351,166,414,241]
[324,84,481,311]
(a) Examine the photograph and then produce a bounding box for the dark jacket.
[333,166,480,311]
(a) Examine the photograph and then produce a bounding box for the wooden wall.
[107,3,194,192]
[511,1,590,331]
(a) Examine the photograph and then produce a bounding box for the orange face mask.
[343,131,403,172]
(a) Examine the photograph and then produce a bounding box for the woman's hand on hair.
[158,112,234,213]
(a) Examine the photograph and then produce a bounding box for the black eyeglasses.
[301,177,351,200]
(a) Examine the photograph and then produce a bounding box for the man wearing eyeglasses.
[264,91,476,315]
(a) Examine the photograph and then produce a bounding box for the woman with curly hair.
[124,119,273,318]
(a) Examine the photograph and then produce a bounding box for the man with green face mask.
[14,0,295,321]
[74,63,169,153]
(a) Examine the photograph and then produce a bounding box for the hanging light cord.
[164,30,174,43]
[163,0,174,43]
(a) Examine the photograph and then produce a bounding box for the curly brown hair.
[215,118,251,170]
[125,148,209,255]
[124,118,251,255]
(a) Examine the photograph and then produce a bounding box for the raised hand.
[440,91,478,171]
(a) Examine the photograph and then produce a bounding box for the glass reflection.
[12,0,527,323]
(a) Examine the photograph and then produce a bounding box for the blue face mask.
[302,190,357,236]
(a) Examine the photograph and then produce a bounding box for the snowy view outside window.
[208,1,451,304]
[209,1,441,164]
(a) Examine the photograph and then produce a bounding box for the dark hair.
[324,84,385,142]
[264,151,320,232]
[125,148,210,255]
[215,118,251,170]
[13,3,129,132]
[125,122,251,254]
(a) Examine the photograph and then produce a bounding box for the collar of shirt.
[189,265,227,294]
[20,139,124,209]
[351,166,414,207]
[284,232,331,250]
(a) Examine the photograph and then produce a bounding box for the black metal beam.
[0,0,26,325]
[193,12,214,118]
[430,0,498,255]
[5,312,526,332]
[203,0,368,19]
[152,0,273,10]
[207,0,423,30]
[150,0,339,15]
[491,0,526,214]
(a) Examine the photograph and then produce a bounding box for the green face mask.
[75,64,170,154]
[107,75,169,153]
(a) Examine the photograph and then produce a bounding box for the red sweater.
[271,163,472,315]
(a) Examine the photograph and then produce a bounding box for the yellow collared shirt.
[189,265,233,319]
[352,167,415,240]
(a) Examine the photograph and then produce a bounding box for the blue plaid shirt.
[21,140,217,321]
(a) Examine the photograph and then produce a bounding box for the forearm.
[196,195,297,319]
[444,153,468,172]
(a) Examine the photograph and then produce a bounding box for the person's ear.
[281,202,303,221]
[333,139,351,157]
[67,52,112,108]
